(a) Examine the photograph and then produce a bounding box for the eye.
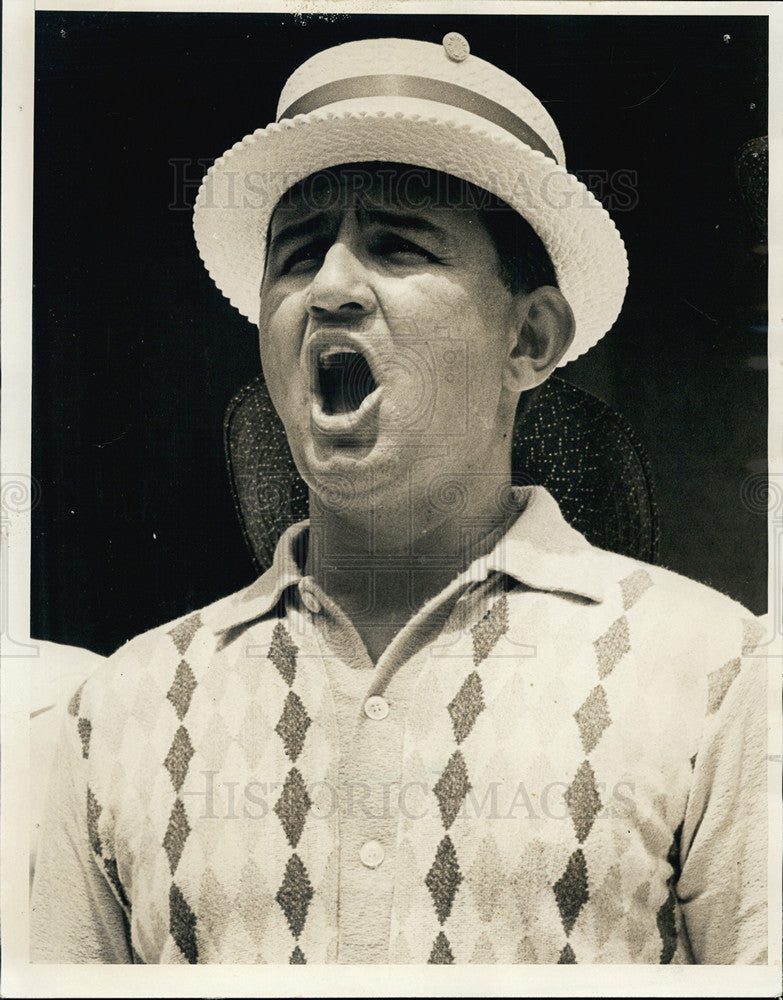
[370,234,439,264]
[280,238,330,275]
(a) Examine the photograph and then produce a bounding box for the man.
[31,33,767,964]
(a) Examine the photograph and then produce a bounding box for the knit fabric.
[30,487,768,964]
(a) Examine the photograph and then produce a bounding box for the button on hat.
[442,31,470,62]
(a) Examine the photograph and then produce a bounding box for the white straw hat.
[193,34,628,365]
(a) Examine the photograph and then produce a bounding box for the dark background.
[32,12,768,656]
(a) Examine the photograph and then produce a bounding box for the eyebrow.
[357,208,447,239]
[268,206,449,256]
[267,214,327,255]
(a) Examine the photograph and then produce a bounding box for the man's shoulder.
[76,579,274,704]
[531,543,769,720]
[592,545,755,617]
[505,486,760,630]
[571,542,765,662]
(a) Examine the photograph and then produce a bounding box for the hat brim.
[194,107,628,365]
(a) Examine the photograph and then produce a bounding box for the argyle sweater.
[30,487,768,964]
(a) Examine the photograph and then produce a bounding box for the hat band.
[278,74,559,164]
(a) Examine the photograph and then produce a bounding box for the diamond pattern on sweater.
[169,883,198,963]
[558,942,577,963]
[163,797,191,874]
[590,864,624,948]
[634,880,650,908]
[466,834,506,922]
[268,621,298,686]
[276,691,311,762]
[68,680,86,717]
[425,835,463,924]
[619,568,653,610]
[276,853,313,938]
[266,620,316,948]
[199,868,231,949]
[167,659,197,720]
[87,786,103,855]
[628,912,648,958]
[471,595,509,667]
[707,657,741,715]
[742,617,764,655]
[515,937,538,963]
[67,530,756,965]
[164,726,195,793]
[428,930,455,964]
[130,673,166,729]
[235,860,271,944]
[510,838,555,926]
[433,749,471,830]
[236,700,270,769]
[574,685,611,755]
[168,613,203,656]
[553,848,589,935]
[471,932,496,963]
[202,710,233,770]
[448,671,486,744]
[77,717,92,759]
[274,768,311,849]
[594,616,630,678]
[564,760,602,843]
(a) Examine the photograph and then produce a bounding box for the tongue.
[319,352,377,414]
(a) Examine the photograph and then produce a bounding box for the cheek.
[425,283,510,364]
[259,343,297,426]
[257,295,306,404]
[421,272,510,327]
[395,281,509,409]
[258,295,295,354]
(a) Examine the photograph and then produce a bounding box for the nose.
[305,239,375,321]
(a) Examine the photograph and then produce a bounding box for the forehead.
[268,163,488,233]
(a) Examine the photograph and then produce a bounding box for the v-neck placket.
[294,555,509,963]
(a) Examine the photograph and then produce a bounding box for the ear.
[503,286,576,392]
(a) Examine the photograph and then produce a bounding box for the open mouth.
[315,347,378,415]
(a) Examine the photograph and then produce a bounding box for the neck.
[304,469,519,662]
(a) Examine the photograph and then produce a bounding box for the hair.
[266,162,559,295]
[414,167,558,294]
[477,194,559,295]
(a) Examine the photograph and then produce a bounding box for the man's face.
[258,165,522,509]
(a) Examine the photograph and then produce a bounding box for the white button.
[443,31,470,62]
[299,587,321,614]
[359,840,384,869]
[364,695,389,720]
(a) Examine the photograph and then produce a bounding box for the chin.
[296,435,412,514]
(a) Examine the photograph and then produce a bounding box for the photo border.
[2,1,781,995]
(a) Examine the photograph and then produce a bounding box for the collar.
[203,485,607,634]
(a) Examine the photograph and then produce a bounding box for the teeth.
[314,347,377,415]
[317,346,360,367]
